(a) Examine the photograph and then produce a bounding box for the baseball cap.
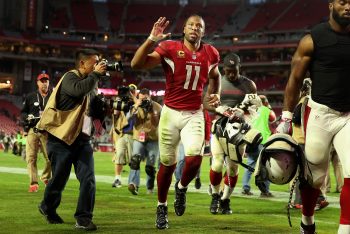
[223,53,241,67]
[37,73,50,81]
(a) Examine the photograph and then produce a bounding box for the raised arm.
[131,17,171,70]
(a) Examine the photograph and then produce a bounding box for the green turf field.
[0,151,340,234]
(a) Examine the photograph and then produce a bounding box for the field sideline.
[0,151,340,234]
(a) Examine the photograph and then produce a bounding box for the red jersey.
[155,40,220,110]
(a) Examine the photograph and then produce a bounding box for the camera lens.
[106,61,123,72]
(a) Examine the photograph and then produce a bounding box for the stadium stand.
[0,99,20,135]
[270,0,329,31]
[50,7,70,29]
[71,0,99,31]
[242,0,292,33]
[107,2,125,33]
[124,4,179,34]
[174,3,238,35]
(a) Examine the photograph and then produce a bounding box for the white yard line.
[0,166,340,209]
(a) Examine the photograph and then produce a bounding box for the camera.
[112,99,134,112]
[110,86,134,112]
[102,59,123,72]
[118,86,131,99]
[23,114,40,132]
[140,99,152,112]
[106,61,123,72]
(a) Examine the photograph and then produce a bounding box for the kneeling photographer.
[127,88,162,195]
[21,72,52,193]
[111,84,137,188]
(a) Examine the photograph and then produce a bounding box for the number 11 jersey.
[155,40,220,110]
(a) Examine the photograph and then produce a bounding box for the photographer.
[111,84,137,188]
[127,88,162,195]
[21,72,52,193]
[37,49,107,231]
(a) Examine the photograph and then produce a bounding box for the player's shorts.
[305,98,350,185]
[158,105,205,166]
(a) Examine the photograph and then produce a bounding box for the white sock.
[158,201,167,206]
[338,224,350,234]
[178,181,187,189]
[301,215,314,226]
[221,184,233,200]
[211,184,221,194]
[115,175,121,180]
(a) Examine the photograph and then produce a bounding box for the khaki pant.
[26,128,51,185]
[114,134,133,165]
[321,148,344,194]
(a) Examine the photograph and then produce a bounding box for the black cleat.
[210,193,221,214]
[174,181,187,216]
[75,220,97,231]
[195,177,201,189]
[155,205,168,229]
[38,205,64,224]
[300,222,316,234]
[220,198,233,214]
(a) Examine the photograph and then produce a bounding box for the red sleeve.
[154,40,173,58]
[205,44,220,68]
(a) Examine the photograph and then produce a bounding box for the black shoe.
[241,189,253,196]
[155,205,168,229]
[75,220,97,231]
[260,192,274,198]
[128,184,138,195]
[194,177,201,189]
[174,180,187,216]
[300,222,315,234]
[220,199,232,215]
[38,205,64,224]
[112,179,122,188]
[210,193,221,214]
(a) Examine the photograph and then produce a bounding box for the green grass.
[0,151,340,234]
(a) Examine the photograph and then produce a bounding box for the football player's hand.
[215,106,244,121]
[149,17,171,42]
[208,94,220,107]
[275,111,293,135]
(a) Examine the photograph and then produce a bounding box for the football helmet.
[255,133,302,186]
[212,116,262,162]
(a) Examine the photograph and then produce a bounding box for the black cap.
[223,53,240,67]
[140,88,150,95]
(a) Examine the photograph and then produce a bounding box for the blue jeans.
[128,140,158,189]
[242,144,270,193]
[174,142,201,182]
[40,134,96,222]
[174,143,185,181]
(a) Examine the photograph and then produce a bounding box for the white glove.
[27,114,35,120]
[275,111,293,135]
[215,106,244,121]
[238,94,262,110]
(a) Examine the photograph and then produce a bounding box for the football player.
[131,15,221,229]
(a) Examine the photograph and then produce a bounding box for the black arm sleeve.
[61,71,100,98]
